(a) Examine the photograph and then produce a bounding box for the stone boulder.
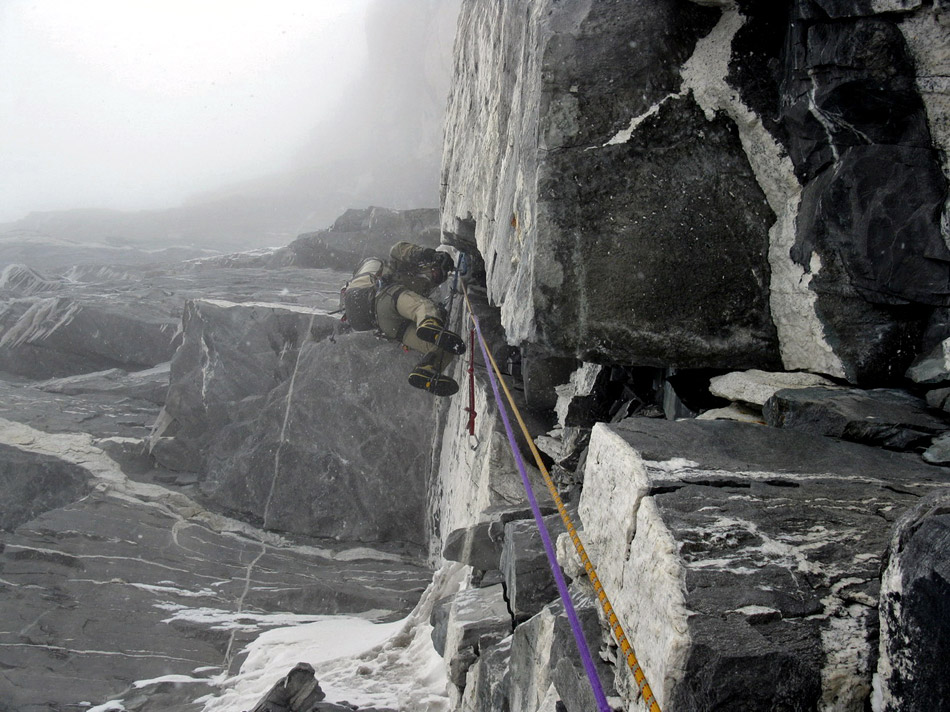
[875,488,950,711]
[442,504,558,572]
[576,418,950,711]
[763,386,949,451]
[153,298,439,546]
[0,443,92,531]
[250,662,326,712]
[709,369,840,407]
[906,338,950,385]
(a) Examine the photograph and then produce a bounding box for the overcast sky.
[0,0,374,223]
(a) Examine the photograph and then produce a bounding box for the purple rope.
[469,309,612,712]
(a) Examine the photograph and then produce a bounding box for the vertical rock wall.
[441,0,950,383]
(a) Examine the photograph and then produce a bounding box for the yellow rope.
[460,281,661,712]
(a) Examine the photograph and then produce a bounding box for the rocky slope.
[0,208,445,711]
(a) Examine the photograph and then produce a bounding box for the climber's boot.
[408,363,460,397]
[415,317,466,355]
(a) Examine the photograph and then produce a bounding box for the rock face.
[152,298,440,547]
[0,295,179,379]
[576,418,950,711]
[441,0,950,384]
[875,489,950,711]
[0,443,92,531]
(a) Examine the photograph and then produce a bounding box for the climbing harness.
[460,279,663,712]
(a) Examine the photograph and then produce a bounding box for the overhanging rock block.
[577,418,950,711]
[441,0,780,370]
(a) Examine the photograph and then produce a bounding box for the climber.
[340,241,466,397]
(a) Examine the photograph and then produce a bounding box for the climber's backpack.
[340,258,384,331]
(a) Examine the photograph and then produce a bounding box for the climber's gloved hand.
[437,251,455,273]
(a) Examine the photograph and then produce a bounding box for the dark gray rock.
[578,418,950,711]
[779,10,949,382]
[763,386,949,450]
[907,339,950,385]
[250,662,326,712]
[442,584,512,688]
[441,504,560,571]
[501,515,561,621]
[154,299,439,546]
[536,92,781,370]
[428,595,455,656]
[442,0,781,370]
[507,602,563,711]
[923,432,950,465]
[36,364,170,405]
[876,488,950,711]
[0,296,179,379]
[548,590,617,712]
[458,636,512,712]
[0,443,92,531]
[0,465,430,712]
[924,386,950,412]
[521,348,577,413]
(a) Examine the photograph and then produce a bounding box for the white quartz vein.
[262,314,315,526]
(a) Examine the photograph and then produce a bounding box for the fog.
[0,0,459,247]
